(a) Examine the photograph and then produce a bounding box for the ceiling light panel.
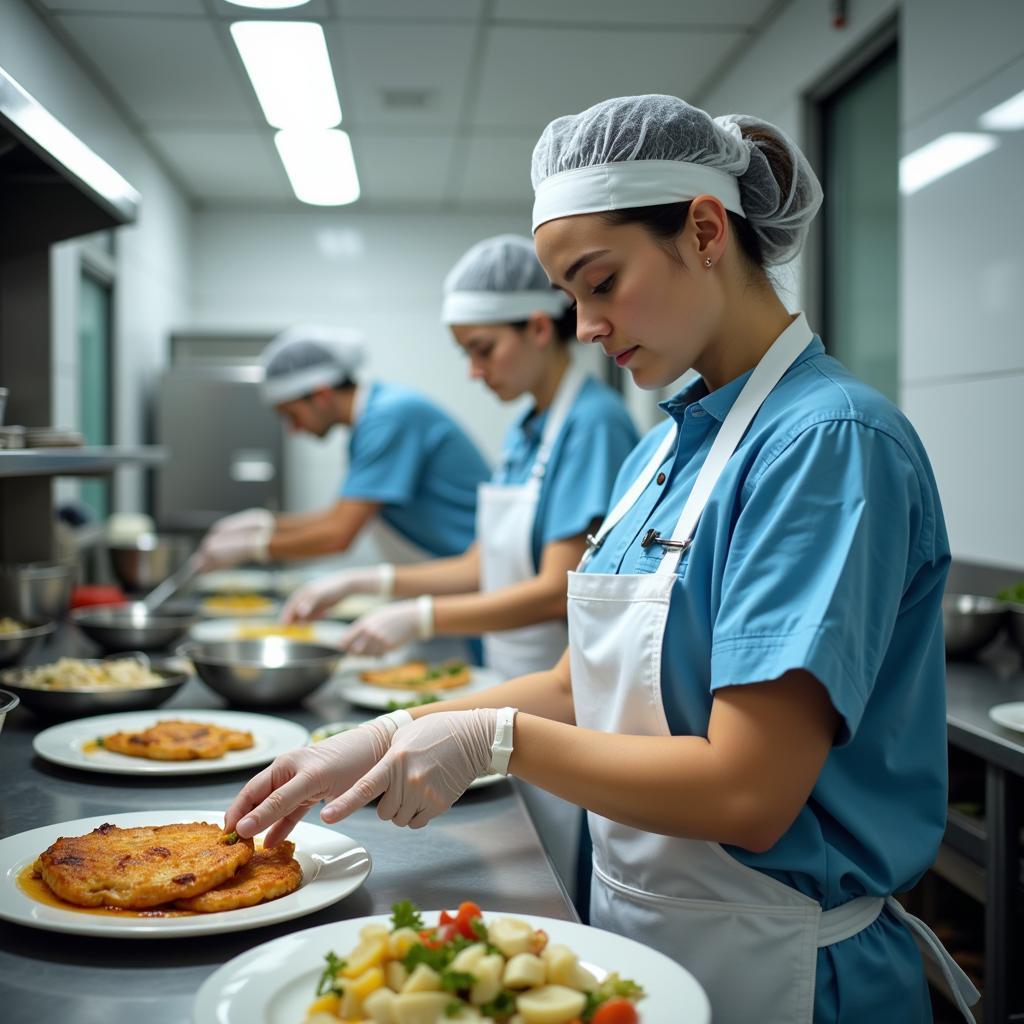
[899,132,999,195]
[274,129,360,205]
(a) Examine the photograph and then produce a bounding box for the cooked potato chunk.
[515,984,588,1024]
[360,922,391,943]
[400,962,442,994]
[541,944,577,987]
[391,990,454,1024]
[341,934,389,978]
[449,941,487,973]
[385,959,409,993]
[469,953,505,1005]
[488,917,535,958]
[503,952,546,990]
[362,985,398,1024]
[387,926,421,960]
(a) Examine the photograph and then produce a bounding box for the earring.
[704,257,712,268]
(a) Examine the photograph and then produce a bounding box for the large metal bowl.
[0,689,18,737]
[180,638,341,707]
[109,534,193,594]
[0,659,188,720]
[72,602,198,653]
[943,594,1008,659]
[0,562,75,620]
[0,619,57,669]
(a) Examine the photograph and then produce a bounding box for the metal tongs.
[141,555,200,613]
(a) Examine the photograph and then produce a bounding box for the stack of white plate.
[24,428,85,448]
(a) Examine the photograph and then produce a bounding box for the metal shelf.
[0,445,167,478]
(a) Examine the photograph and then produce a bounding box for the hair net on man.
[442,234,571,325]
[260,325,366,405]
[531,94,822,266]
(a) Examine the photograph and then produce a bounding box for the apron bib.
[477,363,587,897]
[567,315,979,1023]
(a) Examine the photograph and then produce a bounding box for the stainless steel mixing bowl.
[0,619,57,669]
[71,602,198,653]
[109,534,193,593]
[942,593,1008,658]
[0,562,74,620]
[0,688,19,737]
[180,638,341,707]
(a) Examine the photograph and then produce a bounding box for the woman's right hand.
[281,564,394,623]
[224,713,406,847]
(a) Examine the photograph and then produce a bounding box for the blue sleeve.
[341,411,424,506]
[540,405,639,546]
[709,418,931,743]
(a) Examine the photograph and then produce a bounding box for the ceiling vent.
[380,88,434,111]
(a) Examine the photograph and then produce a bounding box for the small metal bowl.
[109,534,193,593]
[942,594,1008,659]
[0,562,75,620]
[180,638,341,707]
[0,688,19,736]
[0,619,57,669]
[0,659,188,720]
[71,602,198,653]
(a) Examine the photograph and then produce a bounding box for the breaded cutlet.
[101,720,254,761]
[174,841,301,912]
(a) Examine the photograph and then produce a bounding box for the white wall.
[190,208,607,518]
[1,0,193,514]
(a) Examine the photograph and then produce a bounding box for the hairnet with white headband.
[442,234,570,325]
[531,94,822,266]
[260,325,366,405]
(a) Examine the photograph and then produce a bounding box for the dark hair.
[298,376,356,401]
[509,302,577,345]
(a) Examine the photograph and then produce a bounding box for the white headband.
[532,159,745,232]
[262,364,348,405]
[441,290,570,326]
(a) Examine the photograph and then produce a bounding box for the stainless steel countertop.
[0,633,574,1024]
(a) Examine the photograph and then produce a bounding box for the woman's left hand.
[340,597,431,656]
[322,709,497,829]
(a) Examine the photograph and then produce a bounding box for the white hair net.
[441,234,570,325]
[260,325,365,405]
[531,94,822,266]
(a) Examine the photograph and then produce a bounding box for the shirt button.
[656,472,666,485]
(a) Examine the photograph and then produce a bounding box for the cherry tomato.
[418,928,443,950]
[592,998,639,1024]
[439,910,455,927]
[454,900,483,939]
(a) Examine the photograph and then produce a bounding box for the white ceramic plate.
[0,810,371,938]
[193,910,710,1024]
[189,618,349,647]
[32,709,310,776]
[309,721,505,791]
[336,661,504,711]
[988,701,1024,733]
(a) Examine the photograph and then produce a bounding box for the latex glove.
[209,507,275,536]
[340,595,433,656]
[225,710,411,847]
[195,522,272,572]
[322,709,498,829]
[281,564,395,623]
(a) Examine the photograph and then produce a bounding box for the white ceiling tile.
[39,1,204,12]
[55,14,258,125]
[458,133,536,207]
[473,25,745,129]
[494,0,776,29]
[328,22,478,129]
[352,133,456,204]
[148,129,289,201]
[339,0,481,21]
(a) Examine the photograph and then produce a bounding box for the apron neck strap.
[530,362,588,479]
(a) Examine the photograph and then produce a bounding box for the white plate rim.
[335,664,503,711]
[0,809,371,938]
[988,701,1024,732]
[192,910,710,1024]
[32,710,310,776]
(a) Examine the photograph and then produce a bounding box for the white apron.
[478,362,587,898]
[567,317,979,1023]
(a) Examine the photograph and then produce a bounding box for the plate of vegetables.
[192,899,709,1023]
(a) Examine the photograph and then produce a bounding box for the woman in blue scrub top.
[284,235,638,895]
[228,97,978,1024]
[195,326,490,570]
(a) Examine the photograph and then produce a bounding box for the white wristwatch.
[489,707,518,776]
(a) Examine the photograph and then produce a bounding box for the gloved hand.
[209,507,275,536]
[225,710,411,847]
[195,520,273,572]
[322,709,499,829]
[339,595,433,656]
[281,564,395,623]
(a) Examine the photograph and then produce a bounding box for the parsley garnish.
[315,951,346,996]
[390,899,424,931]
[582,974,646,1019]
[479,990,517,1018]
[444,1002,464,1018]
[469,916,488,941]
[386,694,440,710]
[441,969,477,993]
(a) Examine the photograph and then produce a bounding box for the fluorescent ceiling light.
[899,132,998,195]
[979,88,1024,130]
[225,1,312,9]
[274,129,360,206]
[230,21,340,129]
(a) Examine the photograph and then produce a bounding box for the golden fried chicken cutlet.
[359,660,471,690]
[174,841,302,912]
[101,720,254,761]
[37,822,253,909]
